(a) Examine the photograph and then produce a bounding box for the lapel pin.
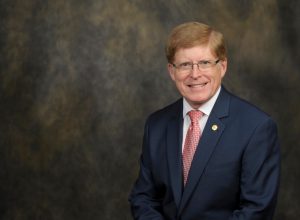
[211,124,218,131]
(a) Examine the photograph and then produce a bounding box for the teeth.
[190,83,206,87]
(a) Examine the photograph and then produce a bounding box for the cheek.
[175,80,185,89]
[175,80,188,93]
[173,74,186,84]
[212,72,223,83]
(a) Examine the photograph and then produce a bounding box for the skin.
[168,45,227,109]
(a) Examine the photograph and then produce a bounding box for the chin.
[186,98,207,107]
[187,95,209,103]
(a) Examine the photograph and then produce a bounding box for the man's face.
[168,45,227,109]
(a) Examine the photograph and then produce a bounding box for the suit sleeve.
[229,118,281,220]
[129,118,165,220]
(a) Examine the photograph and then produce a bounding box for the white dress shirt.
[182,87,221,152]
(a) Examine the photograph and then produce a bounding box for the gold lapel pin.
[212,124,218,131]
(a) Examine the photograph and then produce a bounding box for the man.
[129,22,280,220]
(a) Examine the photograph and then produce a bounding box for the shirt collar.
[183,86,221,118]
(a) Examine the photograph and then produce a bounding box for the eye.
[199,60,211,65]
[179,62,192,67]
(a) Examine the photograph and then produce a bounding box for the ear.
[220,59,227,78]
[167,63,176,81]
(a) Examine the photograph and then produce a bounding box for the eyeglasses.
[172,59,220,72]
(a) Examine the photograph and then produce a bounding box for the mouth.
[188,82,208,88]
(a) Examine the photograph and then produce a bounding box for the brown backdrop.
[0,0,299,219]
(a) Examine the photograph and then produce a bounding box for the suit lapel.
[178,114,225,213]
[166,101,184,209]
[178,87,231,214]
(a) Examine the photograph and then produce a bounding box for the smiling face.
[168,45,227,109]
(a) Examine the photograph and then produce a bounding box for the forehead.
[174,45,216,61]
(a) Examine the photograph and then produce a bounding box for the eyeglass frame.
[171,59,220,72]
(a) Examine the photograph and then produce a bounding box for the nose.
[190,64,202,78]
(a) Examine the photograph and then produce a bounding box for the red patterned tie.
[183,110,203,186]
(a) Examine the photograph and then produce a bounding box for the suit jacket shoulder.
[146,98,182,129]
[222,88,275,127]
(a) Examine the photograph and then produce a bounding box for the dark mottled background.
[0,0,299,219]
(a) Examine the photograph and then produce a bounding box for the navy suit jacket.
[129,87,280,220]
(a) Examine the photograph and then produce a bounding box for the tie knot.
[188,110,203,123]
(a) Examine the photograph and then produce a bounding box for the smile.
[188,82,207,88]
